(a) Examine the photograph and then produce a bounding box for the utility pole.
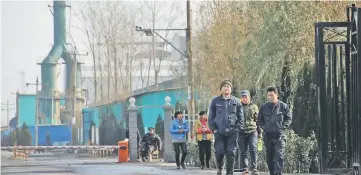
[72,55,77,145]
[26,77,41,146]
[73,56,77,126]
[68,48,87,145]
[1,100,15,131]
[106,35,111,101]
[152,0,157,89]
[35,77,39,146]
[186,0,194,115]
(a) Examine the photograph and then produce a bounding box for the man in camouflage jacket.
[237,90,262,174]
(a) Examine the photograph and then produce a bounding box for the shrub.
[12,123,32,146]
[184,130,317,173]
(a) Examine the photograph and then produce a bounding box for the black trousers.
[141,143,156,158]
[173,142,188,165]
[264,133,286,174]
[214,131,238,173]
[198,140,212,166]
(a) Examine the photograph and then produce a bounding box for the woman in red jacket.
[194,111,213,169]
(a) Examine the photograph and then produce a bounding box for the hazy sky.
[2,1,54,126]
[1,0,199,126]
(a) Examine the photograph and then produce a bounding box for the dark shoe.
[181,162,186,169]
[206,163,210,168]
[201,165,205,169]
[176,165,180,169]
[217,169,222,175]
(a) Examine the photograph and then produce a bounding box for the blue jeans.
[238,131,258,171]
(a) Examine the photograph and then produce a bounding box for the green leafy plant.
[12,123,32,146]
[184,130,317,173]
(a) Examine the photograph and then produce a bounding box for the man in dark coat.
[257,87,292,175]
[140,127,162,161]
[209,80,244,175]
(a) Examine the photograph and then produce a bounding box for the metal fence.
[315,4,361,175]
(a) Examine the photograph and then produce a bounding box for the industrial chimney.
[40,0,82,125]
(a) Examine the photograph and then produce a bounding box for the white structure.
[81,36,188,104]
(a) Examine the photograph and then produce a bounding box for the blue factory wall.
[17,94,71,146]
[82,88,189,145]
[26,125,72,146]
[17,94,67,125]
[18,94,36,127]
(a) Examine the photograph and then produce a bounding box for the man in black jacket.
[257,87,292,175]
[208,80,244,175]
[141,127,162,161]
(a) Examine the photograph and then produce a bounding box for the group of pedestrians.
[168,80,292,175]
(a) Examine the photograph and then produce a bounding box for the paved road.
[1,151,324,175]
[0,151,224,175]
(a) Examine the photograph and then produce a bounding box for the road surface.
[1,150,323,175]
[1,150,223,175]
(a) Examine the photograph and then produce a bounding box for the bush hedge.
[184,130,317,173]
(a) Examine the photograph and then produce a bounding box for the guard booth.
[315,4,361,175]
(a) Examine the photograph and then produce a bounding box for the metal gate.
[315,4,361,175]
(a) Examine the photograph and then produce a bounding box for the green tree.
[11,129,18,145]
[99,113,117,145]
[155,114,164,141]
[117,119,127,141]
[137,112,145,136]
[18,123,32,146]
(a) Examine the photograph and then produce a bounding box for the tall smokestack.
[40,0,81,124]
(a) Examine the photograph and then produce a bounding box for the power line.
[1,100,15,129]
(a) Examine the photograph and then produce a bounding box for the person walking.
[236,90,261,174]
[170,111,189,169]
[194,111,213,169]
[257,87,292,175]
[208,80,244,175]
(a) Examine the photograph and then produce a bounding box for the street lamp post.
[26,77,40,146]
[135,26,188,58]
[135,0,194,115]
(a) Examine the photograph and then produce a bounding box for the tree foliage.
[154,114,164,141]
[137,112,145,137]
[10,123,32,146]
[185,130,317,173]
[192,2,361,172]
[78,1,186,105]
[99,113,126,145]
[193,1,361,137]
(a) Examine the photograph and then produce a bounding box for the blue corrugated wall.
[13,125,71,146]
[17,94,72,146]
[82,88,189,144]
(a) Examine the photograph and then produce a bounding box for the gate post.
[163,96,175,163]
[128,97,138,162]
